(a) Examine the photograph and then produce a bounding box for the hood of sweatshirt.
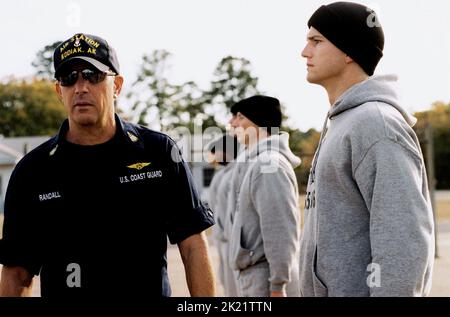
[311,75,417,174]
[243,131,301,169]
[330,74,417,127]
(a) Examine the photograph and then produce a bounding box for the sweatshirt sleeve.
[354,139,434,297]
[251,164,300,292]
[207,171,220,210]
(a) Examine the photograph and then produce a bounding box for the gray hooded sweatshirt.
[228,132,301,295]
[299,75,435,297]
[209,162,235,242]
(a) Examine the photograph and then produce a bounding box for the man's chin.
[306,74,319,84]
[72,113,98,126]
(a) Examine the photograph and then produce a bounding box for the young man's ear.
[345,55,354,64]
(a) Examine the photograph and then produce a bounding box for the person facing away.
[227,95,301,297]
[206,134,240,296]
[0,33,216,298]
[299,2,435,296]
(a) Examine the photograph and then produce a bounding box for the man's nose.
[301,45,310,59]
[229,116,235,126]
[74,74,89,93]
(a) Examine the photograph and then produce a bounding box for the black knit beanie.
[230,95,282,130]
[208,134,240,165]
[308,1,384,76]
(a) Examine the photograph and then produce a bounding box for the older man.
[0,33,216,297]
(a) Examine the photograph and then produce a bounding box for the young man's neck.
[323,70,369,106]
[66,117,116,145]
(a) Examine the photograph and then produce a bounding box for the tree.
[31,41,62,80]
[285,127,321,192]
[127,50,206,132]
[127,49,173,128]
[167,80,216,133]
[0,78,66,137]
[414,102,450,189]
[202,56,260,129]
[128,52,262,133]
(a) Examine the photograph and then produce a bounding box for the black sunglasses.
[58,69,116,87]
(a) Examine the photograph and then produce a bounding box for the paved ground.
[167,220,450,297]
[428,221,450,296]
[436,190,450,201]
[1,221,449,297]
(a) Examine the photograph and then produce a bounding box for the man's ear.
[55,82,63,101]
[113,75,124,97]
[345,55,354,64]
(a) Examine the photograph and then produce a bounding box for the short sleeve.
[0,161,42,276]
[164,140,214,244]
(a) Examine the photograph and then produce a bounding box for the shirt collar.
[48,114,144,156]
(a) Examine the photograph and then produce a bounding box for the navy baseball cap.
[53,33,120,78]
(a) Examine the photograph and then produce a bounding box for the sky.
[1,0,449,131]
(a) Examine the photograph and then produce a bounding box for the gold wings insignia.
[127,162,151,170]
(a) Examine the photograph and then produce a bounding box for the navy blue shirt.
[0,114,214,297]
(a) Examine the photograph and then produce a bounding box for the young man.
[206,134,240,296]
[0,33,216,297]
[228,95,301,297]
[299,2,435,296]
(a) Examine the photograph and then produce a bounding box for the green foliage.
[414,102,450,189]
[285,127,320,193]
[201,56,260,129]
[0,78,66,137]
[127,50,207,132]
[128,53,260,132]
[31,41,62,80]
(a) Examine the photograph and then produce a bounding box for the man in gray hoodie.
[228,95,301,297]
[299,2,435,296]
[207,134,240,296]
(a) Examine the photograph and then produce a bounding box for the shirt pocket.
[313,246,328,297]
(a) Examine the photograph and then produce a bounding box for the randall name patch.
[39,191,62,202]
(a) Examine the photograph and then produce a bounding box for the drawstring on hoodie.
[310,111,330,178]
